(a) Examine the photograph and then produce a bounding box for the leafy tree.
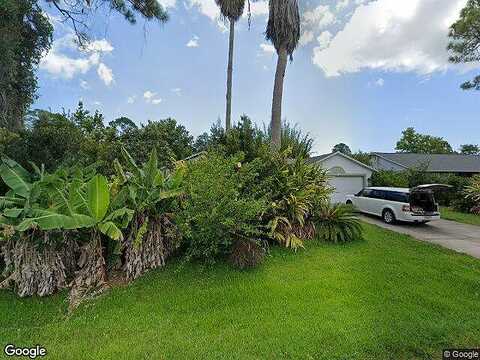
[109,117,138,135]
[123,119,194,165]
[460,144,480,155]
[395,127,453,154]
[44,0,169,45]
[266,0,300,149]
[448,0,480,90]
[351,151,372,166]
[332,143,352,155]
[0,0,53,131]
[215,0,245,131]
[193,132,210,153]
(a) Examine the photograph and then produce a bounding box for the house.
[371,153,480,176]
[308,152,374,203]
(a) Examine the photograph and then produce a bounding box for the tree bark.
[271,46,288,150]
[225,19,235,132]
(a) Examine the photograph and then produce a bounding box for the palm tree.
[266,0,300,149]
[215,0,246,131]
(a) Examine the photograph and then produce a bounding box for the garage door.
[329,176,364,204]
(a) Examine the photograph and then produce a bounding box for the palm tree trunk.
[270,46,288,150]
[225,19,235,132]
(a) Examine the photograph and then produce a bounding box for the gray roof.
[307,153,333,164]
[373,152,480,173]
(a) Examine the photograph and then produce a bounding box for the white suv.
[345,185,451,224]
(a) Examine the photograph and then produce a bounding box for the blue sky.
[35,0,480,155]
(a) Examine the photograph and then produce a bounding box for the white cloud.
[171,88,182,95]
[84,39,114,53]
[40,34,115,86]
[260,43,275,54]
[249,1,268,17]
[187,0,268,29]
[144,90,162,104]
[187,0,219,21]
[300,5,336,48]
[299,31,314,46]
[144,91,156,100]
[97,63,114,86]
[369,78,385,87]
[317,31,332,50]
[303,5,336,29]
[157,0,176,8]
[313,0,470,77]
[93,101,102,106]
[127,95,136,104]
[80,79,89,90]
[186,35,199,48]
[336,0,350,12]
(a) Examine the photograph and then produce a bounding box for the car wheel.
[382,209,395,224]
[346,200,353,205]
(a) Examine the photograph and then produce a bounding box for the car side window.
[371,190,385,199]
[362,189,372,198]
[386,192,409,203]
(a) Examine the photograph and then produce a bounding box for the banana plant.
[112,148,185,281]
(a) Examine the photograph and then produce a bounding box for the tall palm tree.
[266,0,300,149]
[215,0,246,131]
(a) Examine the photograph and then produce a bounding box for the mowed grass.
[441,207,480,226]
[1,224,479,360]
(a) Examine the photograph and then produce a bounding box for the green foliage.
[242,149,331,250]
[314,204,363,243]
[177,152,266,264]
[332,143,351,155]
[197,116,314,160]
[395,127,453,154]
[371,170,409,188]
[0,0,53,131]
[2,104,194,174]
[464,175,480,212]
[459,144,480,155]
[448,0,480,90]
[351,151,372,166]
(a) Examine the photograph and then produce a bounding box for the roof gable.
[309,152,375,172]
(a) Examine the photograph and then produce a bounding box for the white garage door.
[329,176,364,204]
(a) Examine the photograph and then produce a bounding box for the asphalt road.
[360,214,480,259]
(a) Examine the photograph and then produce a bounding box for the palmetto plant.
[265,0,300,149]
[464,175,480,214]
[314,204,363,244]
[267,156,331,250]
[114,148,184,281]
[215,0,246,131]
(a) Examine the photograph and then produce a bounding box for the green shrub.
[371,170,409,188]
[177,152,267,265]
[313,204,363,244]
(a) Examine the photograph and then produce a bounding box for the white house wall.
[320,155,373,180]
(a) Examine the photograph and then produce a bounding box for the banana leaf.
[87,175,110,222]
[0,163,31,198]
[16,210,96,231]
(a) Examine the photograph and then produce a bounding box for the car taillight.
[402,205,411,212]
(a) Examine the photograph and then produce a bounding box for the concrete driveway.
[360,214,480,259]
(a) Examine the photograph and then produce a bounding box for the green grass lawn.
[441,207,480,226]
[1,223,480,360]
